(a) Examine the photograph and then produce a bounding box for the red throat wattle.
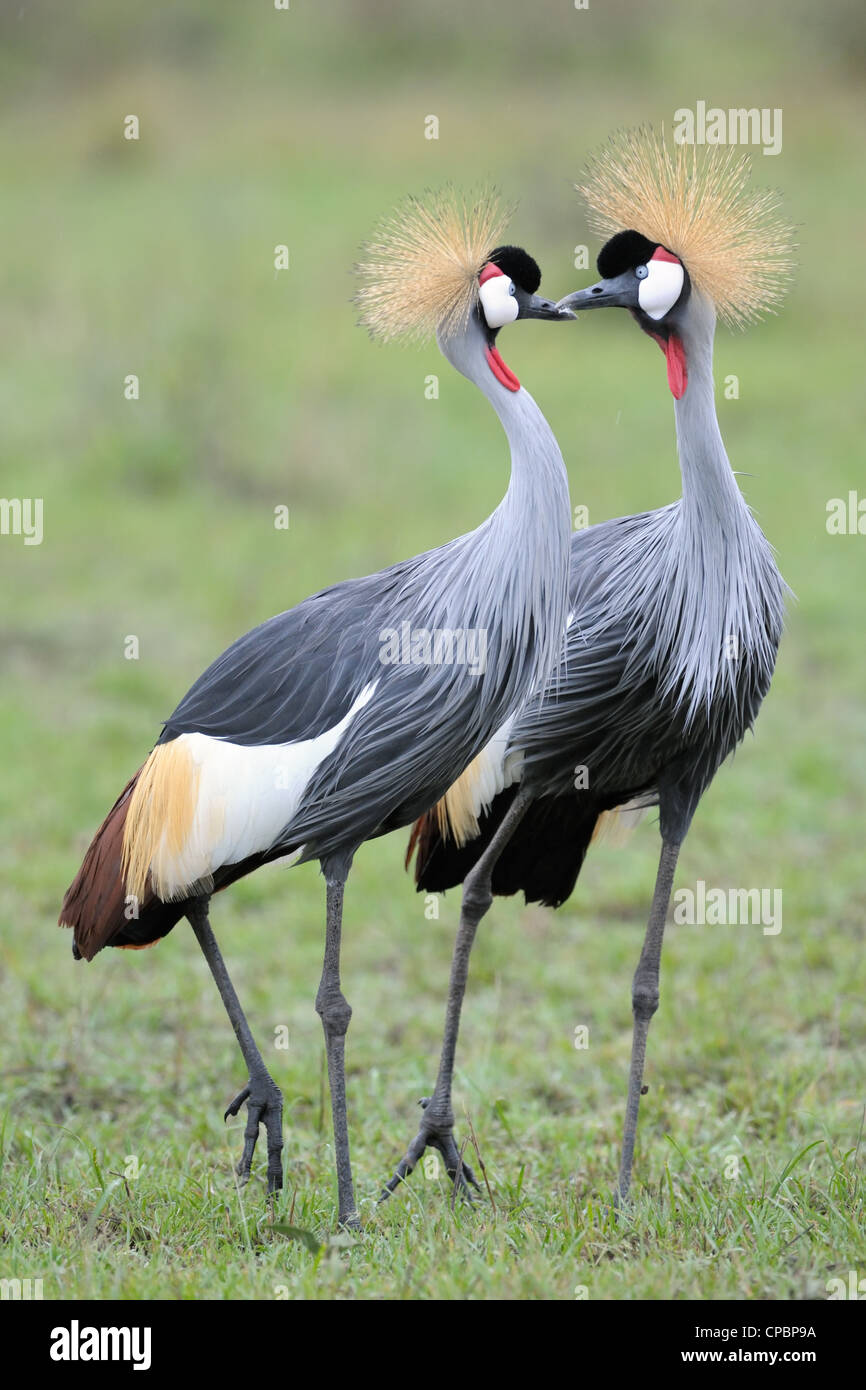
[648,330,687,399]
[485,344,520,392]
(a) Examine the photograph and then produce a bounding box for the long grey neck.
[481,369,571,538]
[438,318,572,697]
[673,296,751,536]
[650,291,784,723]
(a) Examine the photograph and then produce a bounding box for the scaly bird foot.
[379,1096,482,1205]
[224,1073,284,1193]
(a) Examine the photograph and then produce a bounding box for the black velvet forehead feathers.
[597,229,659,279]
[488,245,542,294]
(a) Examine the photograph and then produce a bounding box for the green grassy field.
[1,2,864,1300]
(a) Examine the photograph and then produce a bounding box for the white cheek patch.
[638,259,685,321]
[479,276,519,329]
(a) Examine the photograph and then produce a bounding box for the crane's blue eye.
[635,264,649,280]
[508,282,516,295]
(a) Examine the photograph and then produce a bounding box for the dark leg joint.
[462,870,492,921]
[315,989,352,1037]
[631,984,659,1022]
[418,1093,455,1134]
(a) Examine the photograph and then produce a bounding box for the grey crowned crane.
[385,132,795,1206]
[59,188,575,1227]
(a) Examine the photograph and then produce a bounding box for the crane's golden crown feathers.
[578,126,795,329]
[355,185,512,343]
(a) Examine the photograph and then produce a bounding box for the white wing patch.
[150,681,377,898]
[475,714,522,810]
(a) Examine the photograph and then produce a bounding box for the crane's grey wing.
[152,518,549,867]
[512,507,687,796]
[158,556,429,749]
[279,565,545,860]
[513,499,776,798]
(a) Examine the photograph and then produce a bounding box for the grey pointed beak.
[556,270,639,313]
[521,293,576,322]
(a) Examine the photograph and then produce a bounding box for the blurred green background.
[0,1,864,1300]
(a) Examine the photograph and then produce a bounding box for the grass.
[1,872,863,1299]
[2,853,864,1301]
[0,2,864,1300]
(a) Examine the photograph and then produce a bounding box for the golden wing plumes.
[578,126,796,329]
[355,185,512,343]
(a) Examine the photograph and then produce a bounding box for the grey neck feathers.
[651,290,785,722]
[436,315,572,703]
[674,297,751,532]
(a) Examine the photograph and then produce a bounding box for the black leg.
[616,837,681,1204]
[381,788,534,1203]
[187,897,283,1193]
[315,872,359,1229]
